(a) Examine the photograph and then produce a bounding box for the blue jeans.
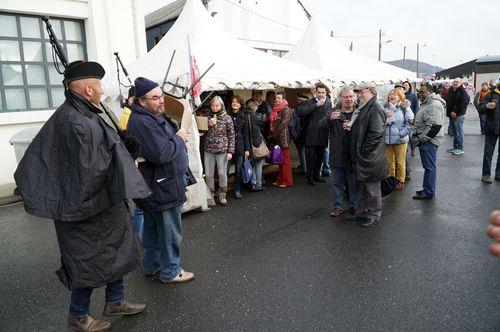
[251,158,264,188]
[133,208,144,244]
[419,141,438,197]
[331,166,357,209]
[142,206,182,281]
[321,147,330,175]
[482,135,500,177]
[227,154,244,193]
[69,278,124,318]
[451,115,465,150]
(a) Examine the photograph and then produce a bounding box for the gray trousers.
[355,181,382,221]
[204,152,228,191]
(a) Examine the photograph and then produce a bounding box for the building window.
[0,13,87,112]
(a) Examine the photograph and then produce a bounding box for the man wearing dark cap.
[14,61,151,331]
[126,77,195,284]
[292,92,312,174]
[347,82,388,227]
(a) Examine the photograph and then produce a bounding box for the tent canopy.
[284,19,418,85]
[104,0,328,99]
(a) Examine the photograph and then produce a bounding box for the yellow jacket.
[118,106,132,131]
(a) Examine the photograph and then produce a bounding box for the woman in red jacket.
[270,92,293,187]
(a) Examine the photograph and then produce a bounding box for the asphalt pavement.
[1,109,499,331]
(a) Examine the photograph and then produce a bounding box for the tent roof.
[284,19,418,85]
[104,0,328,99]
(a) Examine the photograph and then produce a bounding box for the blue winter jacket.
[127,104,191,211]
[384,102,414,144]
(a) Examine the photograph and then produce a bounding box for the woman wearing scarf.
[204,96,235,205]
[270,92,294,188]
[384,88,414,190]
[474,82,491,135]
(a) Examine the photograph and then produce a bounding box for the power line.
[221,0,305,31]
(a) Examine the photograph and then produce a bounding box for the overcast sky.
[143,0,500,69]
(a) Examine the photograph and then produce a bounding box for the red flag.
[188,36,202,106]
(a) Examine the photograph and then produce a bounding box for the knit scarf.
[478,88,490,103]
[269,100,288,134]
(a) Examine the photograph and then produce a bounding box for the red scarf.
[478,88,490,103]
[269,100,288,134]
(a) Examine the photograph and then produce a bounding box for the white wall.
[0,0,147,186]
[208,0,309,53]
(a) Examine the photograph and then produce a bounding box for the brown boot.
[68,315,110,332]
[103,299,146,316]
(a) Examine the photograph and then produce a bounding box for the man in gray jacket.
[348,83,388,227]
[411,82,446,199]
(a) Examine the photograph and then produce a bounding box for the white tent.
[284,19,418,85]
[103,0,329,98]
[103,0,330,213]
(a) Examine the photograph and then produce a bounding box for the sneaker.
[218,192,227,206]
[446,148,456,153]
[495,176,500,181]
[233,191,242,199]
[360,217,378,227]
[405,171,412,182]
[395,182,405,190]
[347,205,357,215]
[68,314,111,332]
[160,269,195,284]
[329,207,343,217]
[252,186,264,192]
[482,175,493,184]
[103,300,146,317]
[452,149,464,155]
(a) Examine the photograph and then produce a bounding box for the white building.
[146,0,311,56]
[0,0,147,199]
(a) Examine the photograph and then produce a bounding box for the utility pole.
[416,43,420,78]
[402,46,406,69]
[349,42,353,51]
[378,29,382,61]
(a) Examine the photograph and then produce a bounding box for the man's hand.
[450,111,457,119]
[486,210,500,256]
[226,153,233,161]
[316,99,324,107]
[486,101,497,110]
[176,129,189,143]
[244,151,250,159]
[410,135,420,148]
[330,110,341,120]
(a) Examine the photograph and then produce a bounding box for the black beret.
[127,86,135,99]
[63,60,105,84]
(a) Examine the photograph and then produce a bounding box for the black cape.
[14,90,151,289]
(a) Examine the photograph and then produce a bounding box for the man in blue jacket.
[127,77,195,284]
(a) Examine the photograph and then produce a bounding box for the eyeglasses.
[141,94,164,102]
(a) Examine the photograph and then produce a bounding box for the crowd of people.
[13,56,500,331]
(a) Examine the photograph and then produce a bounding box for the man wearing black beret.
[14,60,151,331]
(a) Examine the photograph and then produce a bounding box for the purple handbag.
[270,145,283,164]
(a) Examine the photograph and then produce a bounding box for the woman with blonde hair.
[384,88,414,190]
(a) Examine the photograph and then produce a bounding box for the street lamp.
[416,43,427,78]
[378,29,392,61]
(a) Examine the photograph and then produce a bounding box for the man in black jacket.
[348,83,388,227]
[14,61,150,331]
[297,83,331,185]
[478,82,500,183]
[127,77,195,285]
[319,86,358,217]
[445,78,468,155]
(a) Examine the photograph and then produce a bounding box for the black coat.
[228,109,250,155]
[478,90,500,136]
[319,108,354,168]
[14,90,150,289]
[445,86,468,116]
[127,104,194,212]
[296,97,331,146]
[293,101,312,144]
[349,97,388,182]
[245,109,264,147]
